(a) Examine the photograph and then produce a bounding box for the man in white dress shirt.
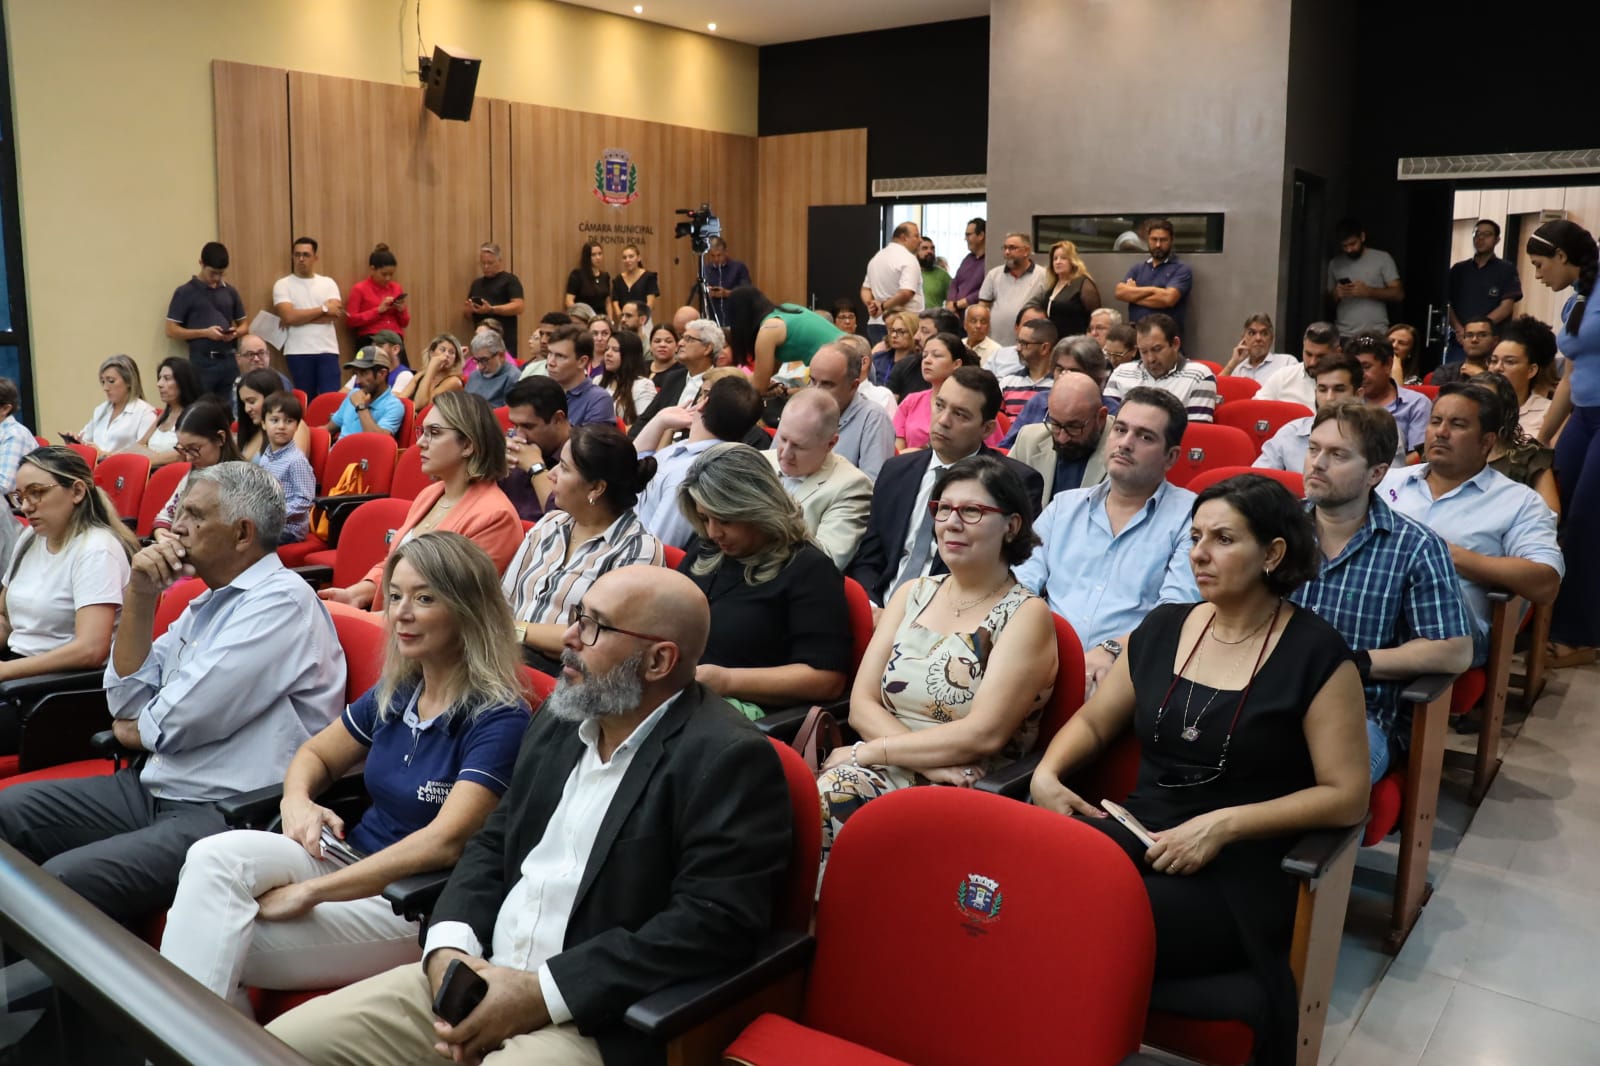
[860,222,924,344]
[1257,321,1341,410]
[269,564,791,1066]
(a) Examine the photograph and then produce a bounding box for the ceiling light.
[707,22,716,30]
[633,4,642,11]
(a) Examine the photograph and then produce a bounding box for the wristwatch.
[515,623,528,646]
[1098,638,1123,659]
[353,404,370,413]
[526,462,546,480]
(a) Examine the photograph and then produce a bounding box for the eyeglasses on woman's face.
[7,482,62,511]
[927,500,1007,524]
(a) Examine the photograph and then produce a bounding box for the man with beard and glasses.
[1016,387,1200,694]
[269,564,791,1066]
[1008,369,1110,498]
[1328,217,1404,335]
[1113,217,1193,334]
[1293,402,1473,782]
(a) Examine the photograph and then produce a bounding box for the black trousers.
[0,767,227,922]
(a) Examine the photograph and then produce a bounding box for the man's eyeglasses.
[567,605,673,647]
[7,483,61,510]
[927,500,1007,524]
[1043,416,1092,436]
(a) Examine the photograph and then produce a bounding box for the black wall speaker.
[424,46,480,122]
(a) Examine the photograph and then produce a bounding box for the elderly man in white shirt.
[860,222,925,342]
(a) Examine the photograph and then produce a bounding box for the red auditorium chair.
[1214,376,1260,404]
[1166,424,1257,488]
[293,389,309,411]
[395,396,416,448]
[1213,398,1312,453]
[1186,465,1305,498]
[295,497,413,587]
[1196,359,1224,376]
[136,461,191,539]
[696,788,1153,1066]
[278,432,399,566]
[1404,384,1439,404]
[752,577,882,746]
[67,442,99,468]
[32,435,49,448]
[386,446,430,502]
[661,543,686,569]
[93,453,151,523]
[304,391,345,428]
[493,405,512,433]
[306,426,331,479]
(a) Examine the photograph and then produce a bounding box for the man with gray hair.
[1087,307,1122,346]
[631,318,723,437]
[466,240,526,356]
[465,328,519,408]
[0,461,347,921]
[766,389,873,567]
[806,340,895,482]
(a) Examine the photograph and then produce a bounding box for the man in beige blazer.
[766,390,873,569]
[1009,371,1111,500]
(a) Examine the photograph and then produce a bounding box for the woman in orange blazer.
[319,392,523,612]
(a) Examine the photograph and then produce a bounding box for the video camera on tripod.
[674,203,721,255]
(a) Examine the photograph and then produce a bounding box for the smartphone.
[432,958,489,1025]
[318,826,364,866]
[1338,277,1352,285]
[59,432,81,445]
[1101,800,1158,848]
[394,291,407,301]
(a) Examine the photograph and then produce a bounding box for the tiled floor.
[1319,661,1600,1066]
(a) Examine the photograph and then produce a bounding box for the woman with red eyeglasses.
[1030,474,1367,1066]
[817,455,1056,859]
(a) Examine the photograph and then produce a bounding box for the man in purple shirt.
[500,377,570,523]
[1113,217,1194,334]
[546,324,616,427]
[947,217,987,313]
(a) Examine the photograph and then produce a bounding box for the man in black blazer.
[269,565,792,1066]
[848,366,1044,606]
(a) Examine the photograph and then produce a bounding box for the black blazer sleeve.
[846,456,917,605]
[430,714,578,948]
[546,726,790,1031]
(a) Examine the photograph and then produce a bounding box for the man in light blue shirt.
[1378,382,1563,663]
[328,346,404,441]
[0,463,346,921]
[1016,386,1200,690]
[633,376,764,549]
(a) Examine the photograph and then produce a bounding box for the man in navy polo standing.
[1114,218,1193,335]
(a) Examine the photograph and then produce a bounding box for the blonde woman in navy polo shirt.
[160,532,529,1014]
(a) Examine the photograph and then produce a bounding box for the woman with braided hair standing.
[1526,219,1600,665]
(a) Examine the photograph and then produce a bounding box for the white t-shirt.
[272,273,342,355]
[1256,363,1316,408]
[2,526,130,656]
[1230,351,1299,382]
[79,398,158,454]
[861,244,924,323]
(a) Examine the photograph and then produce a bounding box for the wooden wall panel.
[489,99,514,273]
[287,71,494,361]
[506,103,718,329]
[213,62,291,334]
[708,133,760,287]
[755,130,868,307]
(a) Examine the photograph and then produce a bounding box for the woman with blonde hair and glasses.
[70,354,158,455]
[674,442,850,717]
[160,531,529,1014]
[0,447,137,725]
[1043,239,1101,340]
[872,309,923,398]
[319,391,522,612]
[395,333,466,408]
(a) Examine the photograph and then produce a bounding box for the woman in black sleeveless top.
[1032,475,1368,1066]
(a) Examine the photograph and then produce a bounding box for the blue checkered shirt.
[255,441,317,543]
[1291,495,1472,740]
[0,415,37,494]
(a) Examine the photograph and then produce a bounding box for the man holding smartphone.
[465,241,526,357]
[166,241,247,402]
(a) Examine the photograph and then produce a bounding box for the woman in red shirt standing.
[345,243,411,352]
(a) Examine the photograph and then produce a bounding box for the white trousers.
[159,829,421,1011]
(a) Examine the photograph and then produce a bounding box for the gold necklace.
[947,574,1012,618]
[1207,604,1278,645]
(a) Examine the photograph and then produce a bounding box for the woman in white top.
[0,446,137,752]
[600,331,657,431]
[71,355,157,455]
[124,357,203,468]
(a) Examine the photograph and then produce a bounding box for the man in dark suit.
[848,365,1044,609]
[269,565,792,1066]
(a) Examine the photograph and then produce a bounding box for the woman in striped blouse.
[501,423,663,674]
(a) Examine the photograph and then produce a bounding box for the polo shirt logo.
[417,780,451,805]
